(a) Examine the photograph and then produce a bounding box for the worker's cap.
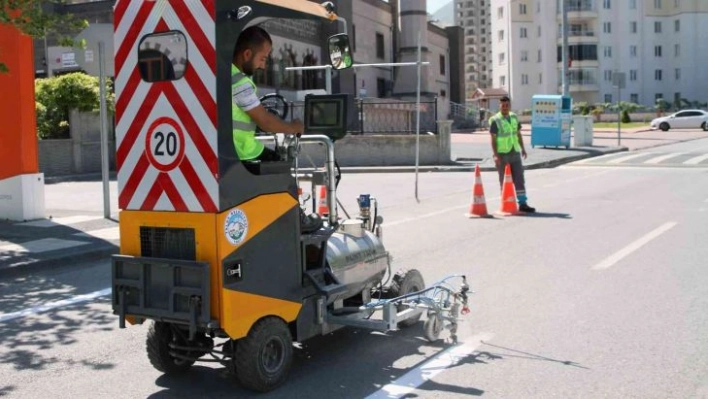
[500,95,511,102]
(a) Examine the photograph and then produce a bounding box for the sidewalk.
[2,127,708,278]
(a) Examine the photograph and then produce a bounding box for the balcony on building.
[557,27,598,45]
[557,0,598,21]
[558,67,599,92]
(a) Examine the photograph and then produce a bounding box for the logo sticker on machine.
[224,209,248,245]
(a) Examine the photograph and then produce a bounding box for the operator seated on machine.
[231,26,303,162]
[231,26,322,233]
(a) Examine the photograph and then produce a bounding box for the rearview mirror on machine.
[328,33,353,70]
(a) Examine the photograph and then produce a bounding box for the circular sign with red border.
[145,117,186,172]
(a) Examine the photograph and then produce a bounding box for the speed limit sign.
[145,117,186,171]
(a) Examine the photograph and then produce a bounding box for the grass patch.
[592,122,648,129]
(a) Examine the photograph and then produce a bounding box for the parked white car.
[650,109,708,131]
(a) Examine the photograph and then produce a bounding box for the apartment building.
[454,0,494,100]
[491,0,708,111]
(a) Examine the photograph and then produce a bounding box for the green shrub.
[34,72,114,139]
[621,109,631,123]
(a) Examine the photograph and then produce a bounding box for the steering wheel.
[260,93,289,120]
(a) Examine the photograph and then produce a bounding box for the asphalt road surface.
[1,147,707,398]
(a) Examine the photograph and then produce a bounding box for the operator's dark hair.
[233,26,272,59]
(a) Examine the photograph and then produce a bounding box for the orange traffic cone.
[315,185,329,216]
[465,164,491,218]
[496,164,518,216]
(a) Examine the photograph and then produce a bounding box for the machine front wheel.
[235,317,293,392]
[146,321,195,374]
[389,269,425,327]
[423,312,443,342]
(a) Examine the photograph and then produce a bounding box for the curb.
[0,243,118,279]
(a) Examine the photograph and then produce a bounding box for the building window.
[440,89,446,98]
[654,46,662,57]
[630,45,637,57]
[604,70,613,81]
[604,46,612,58]
[603,22,611,33]
[630,0,637,9]
[537,26,542,37]
[630,93,638,103]
[500,75,506,86]
[674,44,680,56]
[630,70,637,81]
[538,49,542,62]
[377,78,386,98]
[603,0,611,9]
[675,20,680,32]
[674,92,681,105]
[375,33,384,59]
[675,68,681,80]
[537,2,541,13]
[675,0,680,7]
[630,21,637,33]
[521,74,528,85]
[440,55,446,75]
[497,6,504,19]
[654,21,662,33]
[138,31,188,82]
[655,69,662,81]
[605,94,612,103]
[499,52,505,64]
[352,25,356,51]
[655,0,662,9]
[520,27,527,38]
[521,50,528,61]
[655,93,663,101]
[519,4,527,14]
[498,30,505,41]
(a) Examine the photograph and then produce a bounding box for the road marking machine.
[111,0,470,391]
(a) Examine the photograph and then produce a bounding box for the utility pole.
[561,0,569,96]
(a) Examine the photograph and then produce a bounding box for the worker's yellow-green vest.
[489,111,521,154]
[231,65,263,160]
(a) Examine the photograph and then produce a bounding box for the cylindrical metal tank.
[325,227,388,302]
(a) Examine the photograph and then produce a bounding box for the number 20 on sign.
[145,117,186,172]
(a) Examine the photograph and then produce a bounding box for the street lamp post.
[561,0,569,96]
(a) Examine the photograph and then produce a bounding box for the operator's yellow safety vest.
[489,111,521,154]
[231,65,263,160]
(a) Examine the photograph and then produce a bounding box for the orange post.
[496,164,518,216]
[0,22,39,181]
[465,164,491,218]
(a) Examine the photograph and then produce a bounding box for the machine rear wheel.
[146,321,195,374]
[235,317,293,392]
[389,269,425,327]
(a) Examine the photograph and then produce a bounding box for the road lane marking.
[684,154,708,165]
[591,222,677,270]
[607,153,655,164]
[366,333,493,399]
[644,152,686,164]
[0,288,111,323]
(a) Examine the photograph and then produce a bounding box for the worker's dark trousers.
[496,150,527,204]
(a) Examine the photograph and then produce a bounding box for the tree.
[0,0,88,72]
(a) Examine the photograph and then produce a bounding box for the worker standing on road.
[489,96,535,213]
[231,26,304,162]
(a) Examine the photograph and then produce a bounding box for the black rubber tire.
[389,269,425,327]
[146,321,195,374]
[423,312,443,342]
[660,122,670,132]
[702,122,708,131]
[235,317,293,392]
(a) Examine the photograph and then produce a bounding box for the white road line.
[592,222,677,270]
[0,238,89,256]
[0,288,111,323]
[644,152,686,164]
[684,153,708,165]
[366,333,493,399]
[607,152,654,164]
[74,227,120,241]
[17,215,102,228]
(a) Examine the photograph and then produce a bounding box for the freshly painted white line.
[366,333,493,399]
[0,288,112,323]
[644,152,686,164]
[607,152,654,164]
[74,227,120,241]
[684,153,708,165]
[0,238,89,256]
[592,222,677,270]
[17,215,101,228]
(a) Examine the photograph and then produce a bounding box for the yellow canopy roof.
[256,0,338,21]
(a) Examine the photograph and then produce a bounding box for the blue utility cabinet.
[530,94,572,149]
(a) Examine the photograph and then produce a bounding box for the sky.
[427,0,452,14]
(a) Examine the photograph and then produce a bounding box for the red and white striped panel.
[114,0,218,212]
